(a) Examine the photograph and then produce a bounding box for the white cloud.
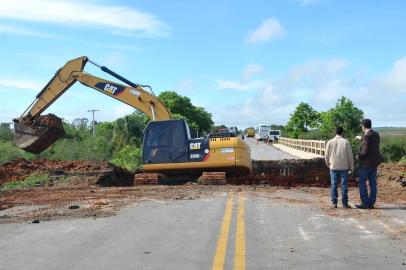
[375,57,406,92]
[293,0,317,5]
[94,43,143,51]
[175,79,196,92]
[242,63,264,81]
[114,104,135,118]
[215,63,265,91]
[210,57,406,128]
[259,83,281,104]
[314,79,346,103]
[0,24,63,39]
[245,18,285,44]
[0,78,43,91]
[216,79,262,91]
[288,58,348,81]
[0,0,169,36]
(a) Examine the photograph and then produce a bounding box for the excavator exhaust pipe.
[13,114,65,154]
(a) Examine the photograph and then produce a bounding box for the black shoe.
[343,204,351,209]
[355,204,369,209]
[369,204,374,209]
[332,203,337,208]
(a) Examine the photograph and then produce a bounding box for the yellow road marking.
[212,193,234,270]
[234,193,246,270]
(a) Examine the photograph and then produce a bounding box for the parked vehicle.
[255,124,272,141]
[246,128,255,138]
[228,126,238,137]
[268,130,281,142]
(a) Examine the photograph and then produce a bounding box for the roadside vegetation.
[282,96,406,163]
[0,91,214,171]
[0,174,49,191]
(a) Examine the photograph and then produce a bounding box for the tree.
[285,102,320,138]
[0,123,13,142]
[320,97,364,139]
[271,124,284,131]
[158,91,214,133]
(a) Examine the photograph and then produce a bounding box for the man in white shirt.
[325,126,355,208]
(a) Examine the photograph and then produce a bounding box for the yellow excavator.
[13,56,252,184]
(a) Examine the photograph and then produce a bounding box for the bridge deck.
[245,138,300,160]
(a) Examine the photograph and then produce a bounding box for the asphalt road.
[244,137,300,160]
[1,191,405,270]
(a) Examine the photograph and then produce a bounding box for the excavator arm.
[14,56,171,154]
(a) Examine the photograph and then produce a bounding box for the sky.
[0,0,405,128]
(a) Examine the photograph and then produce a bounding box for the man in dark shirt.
[356,119,384,209]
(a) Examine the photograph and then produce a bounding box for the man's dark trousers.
[358,168,377,207]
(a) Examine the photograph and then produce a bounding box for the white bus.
[255,124,272,141]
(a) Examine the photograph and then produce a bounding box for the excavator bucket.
[13,114,64,154]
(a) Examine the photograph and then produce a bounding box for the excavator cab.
[142,120,190,164]
[142,119,213,175]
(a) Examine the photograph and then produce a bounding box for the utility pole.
[88,109,99,139]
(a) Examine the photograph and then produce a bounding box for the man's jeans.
[358,168,377,207]
[330,170,348,205]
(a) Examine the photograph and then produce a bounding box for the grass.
[1,174,49,191]
[376,127,406,136]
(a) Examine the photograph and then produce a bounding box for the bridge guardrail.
[278,137,326,156]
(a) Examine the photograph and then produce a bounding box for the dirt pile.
[229,158,346,187]
[14,114,65,154]
[0,159,133,187]
[378,163,406,188]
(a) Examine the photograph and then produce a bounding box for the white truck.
[255,124,272,141]
[268,130,281,142]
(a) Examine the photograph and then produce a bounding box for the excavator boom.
[14,56,171,154]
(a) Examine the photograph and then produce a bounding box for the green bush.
[0,125,13,141]
[0,141,34,164]
[39,137,109,161]
[110,145,141,171]
[1,174,49,191]
[381,136,406,162]
[298,130,331,140]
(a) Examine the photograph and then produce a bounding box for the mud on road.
[1,183,405,225]
[0,158,405,224]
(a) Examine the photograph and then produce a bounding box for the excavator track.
[198,172,227,185]
[134,172,227,185]
[134,173,161,185]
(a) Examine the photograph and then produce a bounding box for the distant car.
[209,128,230,138]
[228,126,238,137]
[218,128,229,134]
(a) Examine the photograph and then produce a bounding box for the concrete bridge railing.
[278,137,326,156]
